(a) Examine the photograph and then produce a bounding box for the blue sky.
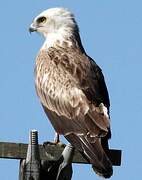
[0,0,142,179]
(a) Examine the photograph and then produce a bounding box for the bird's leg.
[43,132,65,148]
[43,132,60,146]
[54,132,66,147]
[54,132,60,144]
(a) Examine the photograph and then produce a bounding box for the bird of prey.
[29,7,113,178]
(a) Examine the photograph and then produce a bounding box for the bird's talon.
[43,141,65,148]
[43,141,57,147]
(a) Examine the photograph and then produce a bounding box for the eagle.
[29,7,113,178]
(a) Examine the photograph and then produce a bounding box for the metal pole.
[19,130,41,180]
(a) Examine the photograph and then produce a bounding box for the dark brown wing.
[86,57,110,109]
[57,49,112,152]
[87,57,111,153]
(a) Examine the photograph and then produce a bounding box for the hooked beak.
[29,24,37,33]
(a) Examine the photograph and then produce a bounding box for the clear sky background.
[0,0,142,179]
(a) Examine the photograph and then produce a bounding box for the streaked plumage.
[30,7,113,178]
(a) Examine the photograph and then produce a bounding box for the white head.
[29,8,79,47]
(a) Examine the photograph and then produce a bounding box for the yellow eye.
[37,16,46,24]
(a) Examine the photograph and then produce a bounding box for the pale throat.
[41,27,75,50]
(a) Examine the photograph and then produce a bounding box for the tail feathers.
[65,133,113,178]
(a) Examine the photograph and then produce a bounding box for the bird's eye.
[37,16,46,24]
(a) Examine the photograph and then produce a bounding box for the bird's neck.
[41,32,67,49]
[41,28,85,53]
